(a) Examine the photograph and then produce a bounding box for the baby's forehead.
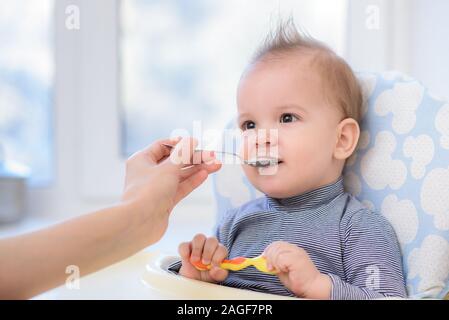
[240,53,331,102]
[246,50,319,75]
[238,53,345,119]
[239,52,329,97]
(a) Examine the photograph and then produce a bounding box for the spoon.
[161,143,279,168]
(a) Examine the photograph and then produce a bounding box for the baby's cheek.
[241,164,252,179]
[285,140,326,175]
[298,143,334,177]
[241,167,262,192]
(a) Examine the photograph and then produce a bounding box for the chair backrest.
[212,71,449,299]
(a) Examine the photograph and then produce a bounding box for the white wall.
[346,0,449,98]
[408,0,449,98]
[345,0,411,73]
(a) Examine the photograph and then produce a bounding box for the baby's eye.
[241,120,256,131]
[280,113,299,123]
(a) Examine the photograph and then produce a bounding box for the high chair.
[143,71,449,299]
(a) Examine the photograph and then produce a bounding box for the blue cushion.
[212,71,449,299]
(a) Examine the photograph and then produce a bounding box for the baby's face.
[237,55,344,198]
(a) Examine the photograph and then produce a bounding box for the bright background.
[1,0,449,254]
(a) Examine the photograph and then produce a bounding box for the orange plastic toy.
[192,255,277,275]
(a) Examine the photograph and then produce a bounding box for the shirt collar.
[266,176,345,211]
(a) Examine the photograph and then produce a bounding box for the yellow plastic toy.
[192,254,277,274]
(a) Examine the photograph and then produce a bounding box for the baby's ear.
[333,118,360,160]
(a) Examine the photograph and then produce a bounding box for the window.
[0,0,54,186]
[120,0,348,156]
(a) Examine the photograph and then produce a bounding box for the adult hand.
[0,136,221,299]
[121,137,222,243]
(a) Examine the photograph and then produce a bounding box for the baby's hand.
[263,241,331,299]
[178,234,229,283]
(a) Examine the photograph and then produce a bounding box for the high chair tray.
[142,252,298,300]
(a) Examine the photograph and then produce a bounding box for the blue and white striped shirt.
[171,177,407,299]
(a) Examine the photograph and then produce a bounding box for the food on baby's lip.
[246,157,281,168]
[192,255,277,274]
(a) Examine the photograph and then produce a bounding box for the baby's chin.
[251,177,302,199]
[243,164,308,198]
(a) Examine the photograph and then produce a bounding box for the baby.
[170,21,407,299]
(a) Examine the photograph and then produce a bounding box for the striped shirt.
[170,177,407,299]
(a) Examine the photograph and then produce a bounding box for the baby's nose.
[255,129,278,147]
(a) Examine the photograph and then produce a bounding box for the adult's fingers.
[173,169,208,206]
[138,137,181,166]
[164,137,198,169]
[163,139,222,169]
[136,137,221,170]
[178,160,222,182]
[179,165,203,181]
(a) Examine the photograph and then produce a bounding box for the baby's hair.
[250,18,363,124]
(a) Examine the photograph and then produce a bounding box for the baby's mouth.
[247,157,283,168]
